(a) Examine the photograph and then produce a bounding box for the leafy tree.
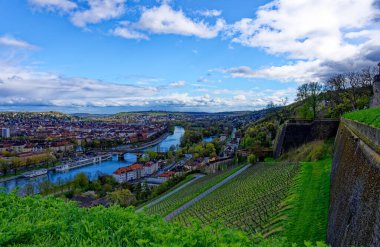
[106,189,136,207]
[72,173,89,188]
[248,154,257,165]
[297,82,322,119]
[144,150,158,161]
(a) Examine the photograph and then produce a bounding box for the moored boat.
[55,164,70,172]
[22,169,48,178]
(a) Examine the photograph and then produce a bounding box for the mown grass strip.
[266,158,331,245]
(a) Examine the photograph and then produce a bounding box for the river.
[0,126,185,194]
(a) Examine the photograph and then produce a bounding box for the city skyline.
[0,0,379,113]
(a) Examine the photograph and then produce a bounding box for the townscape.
[1,1,380,247]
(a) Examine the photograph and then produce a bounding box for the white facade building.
[1,128,10,138]
[113,164,143,183]
[143,162,159,176]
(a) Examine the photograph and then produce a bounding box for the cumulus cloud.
[70,0,126,27]
[0,62,231,109]
[224,0,380,83]
[0,36,38,50]
[113,4,225,40]
[29,0,77,12]
[0,60,295,110]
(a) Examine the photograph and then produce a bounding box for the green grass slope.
[265,158,331,245]
[343,107,380,128]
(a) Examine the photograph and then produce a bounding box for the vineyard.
[172,162,300,235]
[143,164,245,217]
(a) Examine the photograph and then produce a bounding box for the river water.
[0,126,185,194]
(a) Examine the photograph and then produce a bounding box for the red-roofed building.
[143,161,159,176]
[113,163,143,183]
[158,171,175,182]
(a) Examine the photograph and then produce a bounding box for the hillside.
[0,192,329,247]
[141,164,244,217]
[172,162,299,234]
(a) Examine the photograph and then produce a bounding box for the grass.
[343,107,380,128]
[266,158,332,245]
[280,140,333,162]
[142,164,245,217]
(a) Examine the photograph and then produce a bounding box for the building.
[158,171,175,182]
[143,161,159,176]
[1,128,10,138]
[113,164,143,183]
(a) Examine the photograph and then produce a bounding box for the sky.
[0,0,379,113]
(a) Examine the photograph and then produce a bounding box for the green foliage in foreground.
[343,107,380,128]
[0,192,330,247]
[268,158,331,245]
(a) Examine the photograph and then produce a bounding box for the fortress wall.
[327,121,380,247]
[273,120,339,158]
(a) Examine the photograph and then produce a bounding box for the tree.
[248,154,256,165]
[308,82,323,119]
[297,82,322,119]
[145,150,158,161]
[205,143,217,157]
[107,189,136,207]
[73,173,89,188]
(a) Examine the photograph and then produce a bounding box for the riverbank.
[0,154,112,183]
[116,132,172,152]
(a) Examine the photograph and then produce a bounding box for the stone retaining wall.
[273,119,339,158]
[327,120,380,247]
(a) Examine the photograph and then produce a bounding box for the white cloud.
[197,9,222,17]
[113,4,226,40]
[0,62,231,109]
[233,94,246,101]
[225,0,380,83]
[112,26,149,40]
[168,80,186,88]
[29,0,77,12]
[223,60,328,83]
[0,61,296,110]
[0,36,37,50]
[70,0,126,27]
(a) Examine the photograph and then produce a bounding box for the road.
[136,173,205,212]
[164,164,251,221]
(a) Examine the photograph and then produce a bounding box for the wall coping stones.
[341,118,380,154]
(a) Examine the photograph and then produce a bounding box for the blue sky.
[0,0,379,113]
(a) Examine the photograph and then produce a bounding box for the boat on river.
[55,164,70,172]
[22,169,48,178]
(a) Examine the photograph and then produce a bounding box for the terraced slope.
[172,162,299,235]
[143,164,245,217]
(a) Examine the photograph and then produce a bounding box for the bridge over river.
[0,126,185,195]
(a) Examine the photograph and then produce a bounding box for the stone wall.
[371,75,380,107]
[327,120,380,247]
[273,119,340,158]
